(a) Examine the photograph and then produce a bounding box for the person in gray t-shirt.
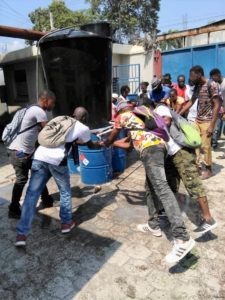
[7,90,56,219]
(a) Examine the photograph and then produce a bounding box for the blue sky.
[1,0,225,52]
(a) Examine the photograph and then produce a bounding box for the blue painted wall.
[162,43,225,82]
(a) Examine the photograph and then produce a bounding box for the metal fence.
[112,64,140,94]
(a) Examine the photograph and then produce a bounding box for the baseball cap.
[151,77,161,90]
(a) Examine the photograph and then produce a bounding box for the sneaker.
[15,235,27,247]
[61,220,76,234]
[165,238,196,264]
[8,206,21,219]
[193,218,217,235]
[137,223,162,237]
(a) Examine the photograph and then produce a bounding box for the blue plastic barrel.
[112,129,127,173]
[67,146,80,174]
[127,93,138,104]
[78,145,112,184]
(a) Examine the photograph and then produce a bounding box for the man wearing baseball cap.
[150,77,170,106]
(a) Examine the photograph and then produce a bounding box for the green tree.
[29,0,94,33]
[87,0,160,49]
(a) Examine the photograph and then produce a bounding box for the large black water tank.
[39,22,112,128]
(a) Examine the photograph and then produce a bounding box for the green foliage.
[29,0,95,32]
[87,0,160,46]
[27,0,160,49]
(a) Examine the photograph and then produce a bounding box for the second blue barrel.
[112,129,127,173]
[78,145,112,184]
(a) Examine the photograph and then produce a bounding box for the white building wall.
[184,30,225,47]
[112,54,121,66]
[186,33,208,47]
[210,30,225,43]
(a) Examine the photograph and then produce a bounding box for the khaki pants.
[194,121,212,167]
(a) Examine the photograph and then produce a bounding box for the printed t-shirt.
[197,80,219,122]
[114,111,164,153]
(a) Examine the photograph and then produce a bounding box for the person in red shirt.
[175,74,187,99]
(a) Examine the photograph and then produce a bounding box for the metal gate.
[112,64,140,94]
[162,42,225,81]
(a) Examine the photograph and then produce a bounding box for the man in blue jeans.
[15,107,100,246]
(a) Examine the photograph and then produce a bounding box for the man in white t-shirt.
[7,90,56,218]
[15,107,100,246]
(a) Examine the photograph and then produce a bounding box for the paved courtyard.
[0,141,225,300]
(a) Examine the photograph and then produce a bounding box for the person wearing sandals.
[103,100,195,264]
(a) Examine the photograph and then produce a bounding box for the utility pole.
[182,14,188,30]
[49,11,54,30]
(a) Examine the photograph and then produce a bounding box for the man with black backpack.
[4,90,56,218]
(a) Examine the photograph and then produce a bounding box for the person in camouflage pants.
[165,148,206,200]
[155,105,217,235]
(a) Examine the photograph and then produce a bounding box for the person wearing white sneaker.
[137,223,162,237]
[104,101,194,263]
[155,105,218,236]
[165,238,196,264]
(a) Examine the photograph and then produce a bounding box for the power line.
[0,3,32,28]
[159,10,225,26]
[159,13,225,30]
[0,10,30,25]
[1,0,28,19]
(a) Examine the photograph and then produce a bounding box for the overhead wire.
[1,0,29,19]
[0,6,31,26]
[159,13,225,31]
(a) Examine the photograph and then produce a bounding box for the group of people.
[114,65,225,180]
[4,64,222,265]
[6,92,99,245]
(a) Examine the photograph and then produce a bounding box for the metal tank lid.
[39,22,112,44]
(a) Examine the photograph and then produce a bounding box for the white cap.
[155,105,172,118]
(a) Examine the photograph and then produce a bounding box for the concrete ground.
[0,141,225,300]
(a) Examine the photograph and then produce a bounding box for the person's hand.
[207,124,214,137]
[99,141,106,147]
[222,113,225,121]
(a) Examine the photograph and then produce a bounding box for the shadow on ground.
[0,213,121,300]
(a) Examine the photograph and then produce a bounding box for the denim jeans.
[17,159,72,236]
[211,115,223,147]
[7,150,52,209]
[141,145,189,241]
